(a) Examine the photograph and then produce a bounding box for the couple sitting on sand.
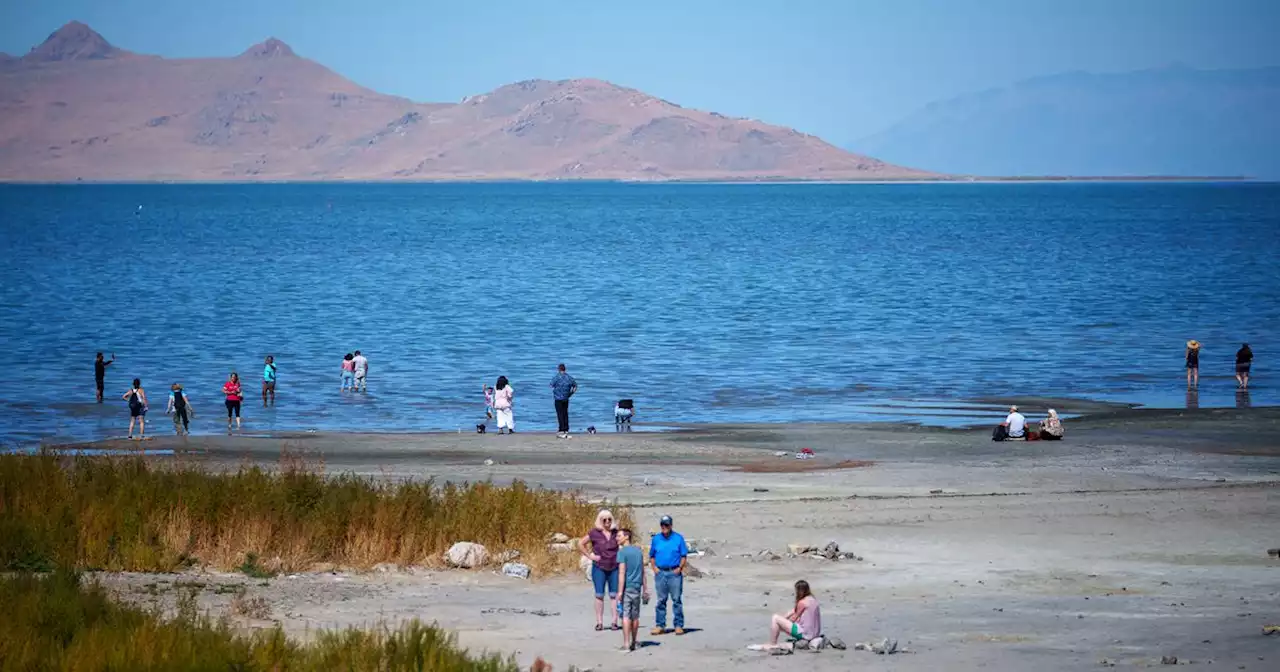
[993,405,1064,441]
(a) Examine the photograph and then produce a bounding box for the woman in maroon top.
[578,509,621,631]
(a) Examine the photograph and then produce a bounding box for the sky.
[2,0,1277,144]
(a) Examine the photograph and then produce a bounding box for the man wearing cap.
[649,514,689,635]
[1002,405,1027,439]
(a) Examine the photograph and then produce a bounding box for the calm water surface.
[0,183,1276,444]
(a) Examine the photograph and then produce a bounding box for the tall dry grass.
[0,571,524,672]
[0,452,630,573]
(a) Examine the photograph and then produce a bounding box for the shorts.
[621,589,641,621]
[225,399,241,417]
[129,404,145,418]
[96,378,105,392]
[790,622,804,639]
[263,380,276,391]
[1237,363,1251,374]
[591,565,619,598]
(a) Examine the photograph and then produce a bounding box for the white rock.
[501,562,531,579]
[483,459,494,466]
[547,542,575,553]
[579,555,593,581]
[444,542,490,568]
[546,532,571,544]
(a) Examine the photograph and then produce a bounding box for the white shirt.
[352,355,368,374]
[1005,412,1027,437]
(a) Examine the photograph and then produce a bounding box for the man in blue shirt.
[649,514,688,635]
[549,363,578,438]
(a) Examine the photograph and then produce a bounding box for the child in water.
[483,383,495,420]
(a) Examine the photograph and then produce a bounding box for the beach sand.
[82,407,1280,671]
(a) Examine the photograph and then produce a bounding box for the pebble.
[1162,655,1178,665]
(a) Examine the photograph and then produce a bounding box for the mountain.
[0,22,928,182]
[850,65,1280,178]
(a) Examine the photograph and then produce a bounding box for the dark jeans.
[555,398,570,433]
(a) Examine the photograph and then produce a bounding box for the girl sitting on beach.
[757,580,821,650]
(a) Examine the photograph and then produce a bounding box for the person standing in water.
[1236,343,1253,390]
[94,352,114,403]
[341,353,355,391]
[550,363,578,438]
[262,355,277,407]
[222,372,243,433]
[166,383,193,436]
[352,350,369,392]
[1186,340,1201,388]
[122,378,147,440]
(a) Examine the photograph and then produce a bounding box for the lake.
[0,182,1276,444]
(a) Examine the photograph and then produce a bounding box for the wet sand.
[79,407,1280,671]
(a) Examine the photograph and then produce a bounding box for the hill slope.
[0,22,927,181]
[850,65,1280,178]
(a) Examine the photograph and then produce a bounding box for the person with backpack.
[166,383,193,436]
[121,378,148,440]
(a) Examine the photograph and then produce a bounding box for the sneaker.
[675,627,686,635]
[651,627,665,636]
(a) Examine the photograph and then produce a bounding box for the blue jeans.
[654,570,684,629]
[591,565,618,598]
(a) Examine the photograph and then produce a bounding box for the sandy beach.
[80,407,1280,671]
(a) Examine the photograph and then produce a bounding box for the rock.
[684,563,705,579]
[579,555,593,581]
[547,542,575,553]
[547,532,571,544]
[827,636,847,650]
[810,635,826,650]
[774,451,788,457]
[371,562,398,573]
[482,459,494,466]
[501,562,531,580]
[770,646,793,656]
[755,549,781,561]
[444,542,489,568]
[821,541,841,560]
[753,487,769,492]
[930,489,943,494]
[794,638,810,650]
[494,550,521,563]
[788,543,815,555]
[309,562,337,573]
[1161,655,1178,665]
[870,638,898,655]
[1267,548,1279,557]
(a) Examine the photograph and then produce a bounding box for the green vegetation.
[0,571,522,672]
[0,452,628,573]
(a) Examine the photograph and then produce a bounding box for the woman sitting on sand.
[757,580,821,650]
[1039,409,1064,441]
[579,509,621,632]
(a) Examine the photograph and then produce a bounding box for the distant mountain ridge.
[850,65,1280,178]
[0,22,928,182]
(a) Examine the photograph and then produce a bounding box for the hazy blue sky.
[3,0,1277,142]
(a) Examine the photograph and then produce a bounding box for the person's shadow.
[1186,388,1200,410]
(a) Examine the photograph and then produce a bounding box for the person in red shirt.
[222,372,243,433]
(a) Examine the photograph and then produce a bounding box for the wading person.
[759,580,822,650]
[649,514,688,636]
[1236,343,1253,389]
[494,376,515,434]
[617,528,649,652]
[579,509,620,632]
[550,363,578,438]
[262,355,277,407]
[222,372,243,433]
[1186,340,1201,388]
[122,377,147,439]
[94,352,114,403]
[341,353,355,391]
[353,350,369,392]
[166,383,193,436]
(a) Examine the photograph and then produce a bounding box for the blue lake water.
[0,182,1276,445]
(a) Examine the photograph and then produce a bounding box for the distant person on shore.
[649,514,688,636]
[579,509,620,632]
[353,350,369,392]
[615,399,635,432]
[341,353,355,391]
[223,372,243,433]
[756,580,822,651]
[121,378,147,440]
[1186,340,1201,388]
[551,363,578,438]
[493,376,514,434]
[1236,343,1253,389]
[94,352,115,403]
[1038,409,1064,441]
[1000,405,1027,440]
[483,383,495,420]
[616,528,649,652]
[166,383,193,436]
[262,356,277,407]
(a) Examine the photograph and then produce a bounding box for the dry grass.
[0,452,631,574]
[0,571,526,672]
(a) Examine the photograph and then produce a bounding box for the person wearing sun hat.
[649,514,688,636]
[1186,340,1201,388]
